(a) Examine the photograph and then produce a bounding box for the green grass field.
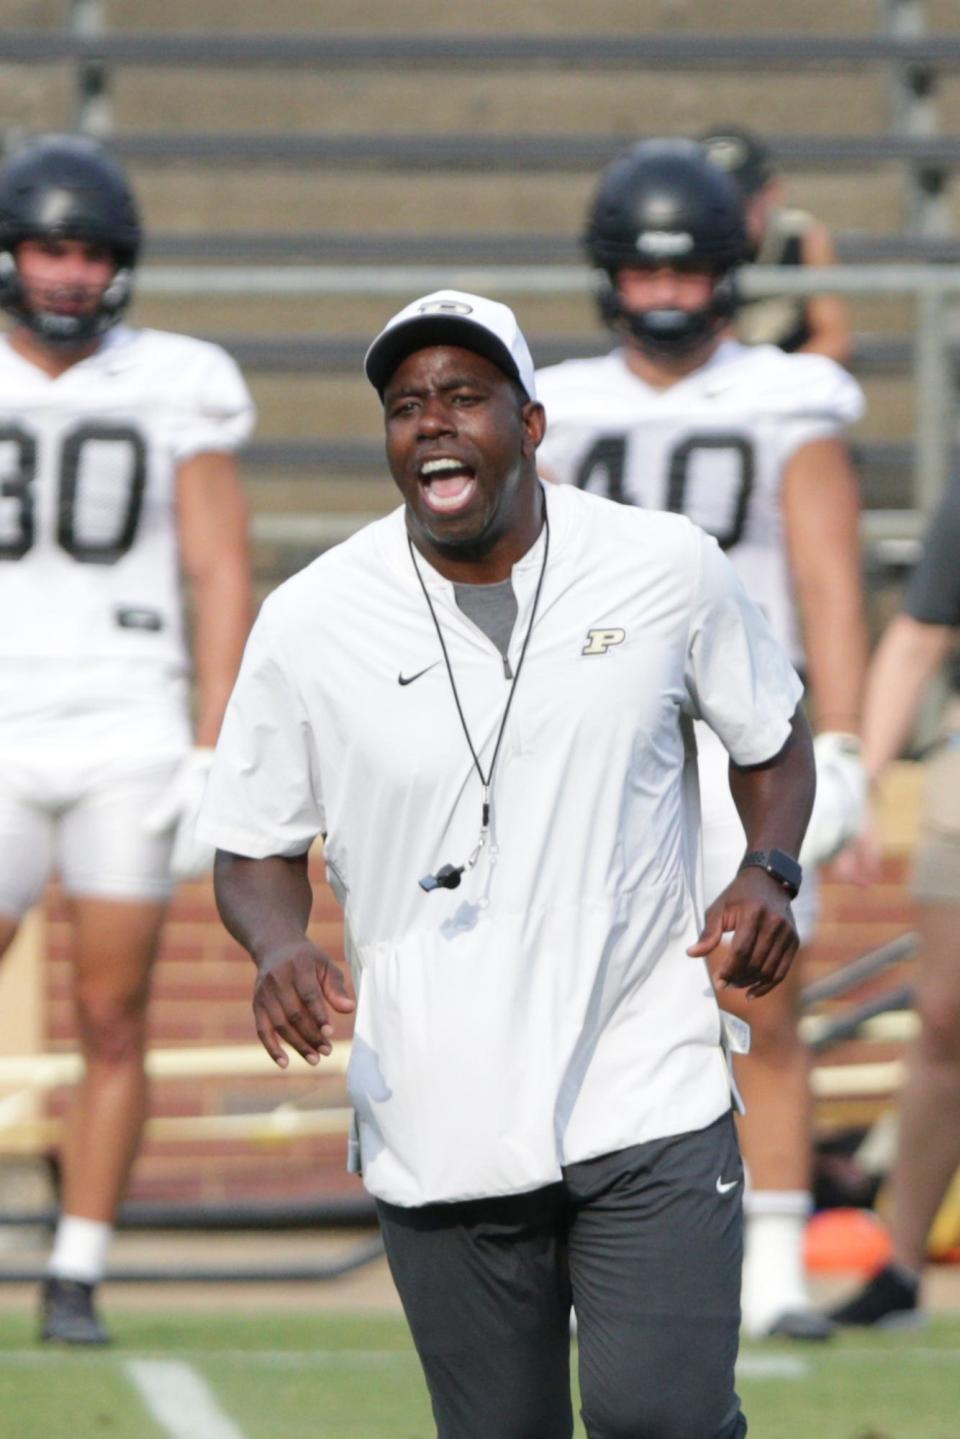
[0,1309,957,1439]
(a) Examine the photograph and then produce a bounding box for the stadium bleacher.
[2,2,960,591]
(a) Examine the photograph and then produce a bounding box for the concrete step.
[919,0,960,28]
[3,2,63,23]
[129,288,602,341]
[128,163,915,241]
[163,329,929,377]
[0,60,71,133]
[132,289,920,341]
[108,68,890,137]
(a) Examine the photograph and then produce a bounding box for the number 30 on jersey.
[0,422,146,565]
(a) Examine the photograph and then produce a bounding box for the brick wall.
[43,852,363,1206]
[807,856,919,1132]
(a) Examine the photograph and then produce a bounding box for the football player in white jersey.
[0,135,254,1344]
[537,139,869,1340]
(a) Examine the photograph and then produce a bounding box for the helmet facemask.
[596,266,739,361]
[0,245,134,348]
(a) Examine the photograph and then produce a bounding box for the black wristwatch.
[738,849,802,899]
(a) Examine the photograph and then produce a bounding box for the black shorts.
[376,1110,747,1439]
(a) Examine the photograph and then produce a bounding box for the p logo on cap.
[418,299,474,316]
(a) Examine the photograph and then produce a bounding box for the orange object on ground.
[805,1207,894,1274]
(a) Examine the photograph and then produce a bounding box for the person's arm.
[688,707,815,997]
[835,468,960,882]
[860,614,954,782]
[176,451,253,745]
[213,851,355,1069]
[832,616,954,885]
[144,451,254,877]
[798,222,851,365]
[865,470,960,779]
[781,435,871,865]
[782,436,868,734]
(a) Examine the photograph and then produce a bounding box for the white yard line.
[736,1354,809,1379]
[125,1359,247,1439]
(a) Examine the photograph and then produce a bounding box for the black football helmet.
[0,134,141,347]
[698,124,775,199]
[584,138,747,358]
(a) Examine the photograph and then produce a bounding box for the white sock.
[741,1190,812,1337]
[46,1215,112,1285]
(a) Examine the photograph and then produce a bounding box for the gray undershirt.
[453,577,518,665]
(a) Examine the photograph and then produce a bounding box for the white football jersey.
[0,325,254,692]
[536,340,864,664]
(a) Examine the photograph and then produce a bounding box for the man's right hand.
[252,940,356,1069]
[687,867,799,1000]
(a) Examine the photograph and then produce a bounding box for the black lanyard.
[408,506,550,891]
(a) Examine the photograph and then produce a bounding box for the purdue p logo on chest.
[582,628,626,656]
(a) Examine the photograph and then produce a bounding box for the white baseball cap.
[364,289,537,401]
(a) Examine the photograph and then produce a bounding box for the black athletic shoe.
[764,1308,836,1341]
[829,1264,923,1329]
[39,1277,112,1346]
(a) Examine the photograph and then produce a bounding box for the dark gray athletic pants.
[376,1110,747,1439]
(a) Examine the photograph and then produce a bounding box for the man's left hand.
[687,868,799,999]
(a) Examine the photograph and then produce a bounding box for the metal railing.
[12,24,960,69]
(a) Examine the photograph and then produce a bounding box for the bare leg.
[725,958,812,1195]
[889,902,960,1273]
[0,900,163,1229]
[59,897,166,1222]
[699,733,821,1336]
[830,901,960,1328]
[714,953,823,1337]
